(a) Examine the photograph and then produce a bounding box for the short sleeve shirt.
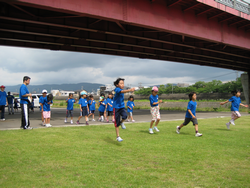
[149,94,158,107]
[7,95,14,104]
[127,101,134,112]
[113,87,124,109]
[0,91,7,105]
[42,96,53,111]
[78,98,88,107]
[88,100,96,111]
[98,100,106,112]
[185,100,197,118]
[229,96,241,111]
[19,84,29,104]
[106,98,113,111]
[67,98,76,110]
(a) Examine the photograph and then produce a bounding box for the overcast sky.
[0,46,243,87]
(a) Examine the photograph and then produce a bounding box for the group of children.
[38,78,249,142]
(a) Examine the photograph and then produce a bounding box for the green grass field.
[1,116,250,187]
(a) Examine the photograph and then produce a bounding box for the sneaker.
[48,124,52,127]
[1,118,5,121]
[45,124,50,127]
[116,136,123,142]
[127,119,130,122]
[64,119,67,123]
[26,126,33,130]
[176,126,180,134]
[92,119,95,121]
[107,120,109,123]
[98,118,101,122]
[230,120,235,126]
[154,126,160,132]
[71,120,73,124]
[195,132,202,137]
[132,120,135,123]
[121,122,126,129]
[86,122,89,125]
[149,128,154,134]
[112,120,115,123]
[226,122,230,129]
[76,120,80,125]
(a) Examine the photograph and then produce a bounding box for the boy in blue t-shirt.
[176,92,202,137]
[220,90,248,129]
[113,78,135,142]
[106,92,114,123]
[0,85,8,121]
[76,91,89,125]
[88,95,97,121]
[65,93,77,124]
[98,96,106,122]
[40,91,53,127]
[127,95,135,122]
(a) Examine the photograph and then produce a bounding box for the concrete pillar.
[241,73,249,107]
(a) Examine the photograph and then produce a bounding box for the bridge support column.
[241,73,250,111]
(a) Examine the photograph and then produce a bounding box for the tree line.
[134,78,243,96]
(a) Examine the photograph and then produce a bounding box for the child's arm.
[66,98,69,103]
[152,100,163,105]
[188,109,196,118]
[220,100,229,105]
[128,106,132,110]
[79,104,82,111]
[240,103,249,108]
[121,88,135,93]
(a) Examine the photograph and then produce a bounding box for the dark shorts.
[89,110,95,114]
[183,117,198,126]
[80,107,88,116]
[99,111,104,116]
[66,110,73,117]
[114,108,127,127]
[107,111,113,116]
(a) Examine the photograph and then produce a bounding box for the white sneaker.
[45,124,51,127]
[71,120,73,124]
[226,122,230,129]
[195,132,202,137]
[127,119,130,122]
[132,120,135,123]
[230,120,235,125]
[176,126,180,134]
[149,128,154,134]
[121,122,126,129]
[154,126,159,132]
[92,119,95,121]
[26,126,33,130]
[64,119,67,123]
[116,136,123,142]
[48,124,52,127]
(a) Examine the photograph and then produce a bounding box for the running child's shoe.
[149,128,154,134]
[64,119,67,123]
[92,119,95,121]
[226,122,230,129]
[230,120,235,125]
[121,122,126,129]
[195,132,202,137]
[154,126,159,132]
[76,120,80,125]
[176,126,180,134]
[86,122,89,125]
[71,120,73,124]
[116,136,123,142]
[132,120,135,123]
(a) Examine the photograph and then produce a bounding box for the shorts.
[66,110,73,117]
[114,108,127,127]
[183,117,198,126]
[231,111,241,119]
[107,111,113,116]
[80,106,88,116]
[99,111,104,116]
[43,111,51,119]
[89,110,95,114]
[150,106,160,121]
[128,112,133,117]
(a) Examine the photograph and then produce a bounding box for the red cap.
[0,85,5,88]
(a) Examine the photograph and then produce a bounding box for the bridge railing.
[215,0,250,14]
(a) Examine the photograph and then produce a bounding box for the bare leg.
[115,127,120,137]
[150,120,154,128]
[154,119,160,126]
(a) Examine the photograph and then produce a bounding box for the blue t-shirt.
[185,100,197,118]
[88,99,96,111]
[7,95,14,104]
[98,100,106,112]
[0,91,7,105]
[78,98,88,107]
[113,87,124,109]
[149,94,159,107]
[127,101,135,112]
[41,96,53,111]
[39,96,46,111]
[106,98,114,111]
[229,96,241,111]
[66,98,76,110]
[19,84,29,104]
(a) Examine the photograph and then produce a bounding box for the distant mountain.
[5,82,104,94]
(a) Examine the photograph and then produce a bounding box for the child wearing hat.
[76,91,89,125]
[149,86,162,134]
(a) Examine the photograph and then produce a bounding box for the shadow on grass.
[103,137,122,146]
[215,128,231,131]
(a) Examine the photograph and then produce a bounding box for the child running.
[106,92,114,123]
[176,92,202,137]
[65,93,77,124]
[88,95,97,121]
[220,90,248,129]
[127,95,135,122]
[76,91,89,125]
[149,86,162,134]
[113,78,135,142]
[98,96,106,122]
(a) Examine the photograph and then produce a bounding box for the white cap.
[42,89,47,93]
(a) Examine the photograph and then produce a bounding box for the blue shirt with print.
[78,98,88,107]
[19,84,29,104]
[229,96,241,111]
[67,98,76,110]
[127,101,134,112]
[185,100,197,118]
[149,94,159,107]
[88,99,96,111]
[106,98,114,111]
[113,87,124,109]
[41,96,53,111]
[98,100,106,112]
